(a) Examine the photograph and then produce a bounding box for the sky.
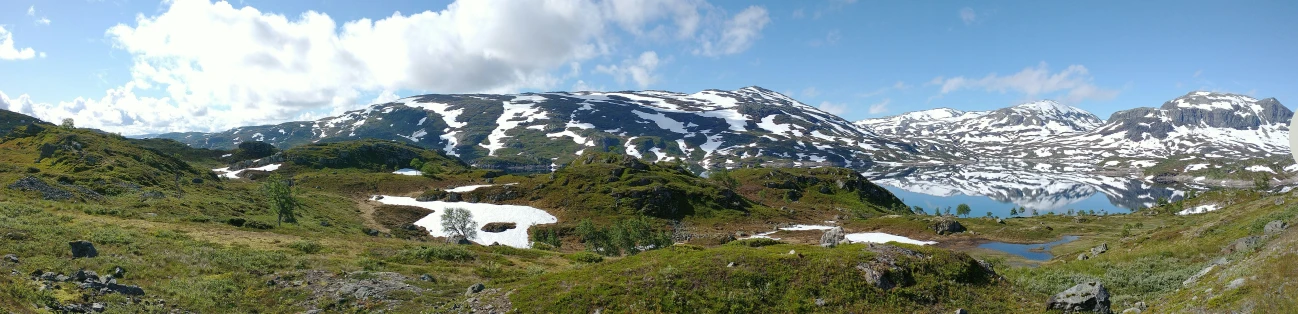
[0,0,1294,135]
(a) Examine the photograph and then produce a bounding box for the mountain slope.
[153,87,916,170]
[855,100,1103,160]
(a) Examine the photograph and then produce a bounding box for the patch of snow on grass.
[1177,204,1220,215]
[392,168,423,176]
[373,196,557,248]
[844,232,936,246]
[1246,165,1275,173]
[1185,164,1209,171]
[780,225,835,231]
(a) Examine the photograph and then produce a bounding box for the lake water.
[977,235,1080,261]
[860,162,1190,218]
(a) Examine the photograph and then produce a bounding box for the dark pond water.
[977,235,1080,261]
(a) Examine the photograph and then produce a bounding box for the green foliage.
[287,240,324,254]
[725,238,784,247]
[400,245,476,262]
[956,203,972,217]
[709,168,738,190]
[441,207,477,240]
[575,217,673,256]
[567,252,604,263]
[230,141,279,161]
[410,158,424,169]
[60,118,74,129]
[283,139,465,173]
[262,173,300,226]
[532,227,562,249]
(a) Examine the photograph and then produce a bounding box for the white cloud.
[596,51,662,88]
[818,101,848,115]
[959,7,977,25]
[868,98,889,114]
[696,6,769,56]
[28,6,51,25]
[930,62,1119,104]
[0,27,38,60]
[571,80,603,92]
[1193,69,1202,78]
[857,81,909,98]
[371,90,400,105]
[6,0,769,134]
[27,6,34,16]
[801,86,820,98]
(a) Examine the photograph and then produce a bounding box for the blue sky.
[0,0,1293,135]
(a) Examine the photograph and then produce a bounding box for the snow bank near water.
[1177,204,1220,215]
[844,232,936,246]
[392,168,422,176]
[372,195,556,248]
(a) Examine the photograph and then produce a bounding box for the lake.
[977,235,1081,261]
[860,162,1190,218]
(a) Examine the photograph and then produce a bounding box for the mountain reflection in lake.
[860,163,1188,218]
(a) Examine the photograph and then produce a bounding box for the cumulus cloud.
[596,51,662,88]
[27,6,51,25]
[867,99,890,114]
[818,101,848,115]
[8,0,770,134]
[0,26,39,60]
[929,62,1119,104]
[696,6,769,56]
[959,7,977,25]
[800,87,820,98]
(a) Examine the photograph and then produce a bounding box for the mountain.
[1040,91,1291,162]
[152,87,917,171]
[856,92,1291,164]
[855,100,1103,160]
[0,108,50,136]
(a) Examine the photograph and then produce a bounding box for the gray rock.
[815,298,826,306]
[111,266,125,279]
[1183,258,1228,286]
[855,263,896,290]
[932,218,966,235]
[997,218,1005,224]
[1264,220,1288,234]
[107,283,145,296]
[465,283,485,295]
[54,274,70,282]
[449,235,472,245]
[1046,281,1111,314]
[1134,301,1146,310]
[820,227,847,248]
[1091,243,1108,256]
[726,262,736,267]
[2,254,17,263]
[73,269,100,283]
[1121,308,1140,314]
[91,302,105,312]
[1078,253,1090,261]
[7,176,74,200]
[69,240,98,258]
[1226,278,1246,290]
[420,274,435,282]
[955,309,969,314]
[1221,236,1262,254]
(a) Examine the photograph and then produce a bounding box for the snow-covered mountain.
[856,92,1291,163]
[153,86,917,170]
[1038,91,1291,161]
[855,100,1104,160]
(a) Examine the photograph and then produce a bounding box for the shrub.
[287,240,323,254]
[568,252,604,263]
[226,218,246,227]
[243,220,274,230]
[442,207,477,240]
[401,245,475,262]
[726,238,784,247]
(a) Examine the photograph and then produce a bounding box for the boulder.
[1121,309,1141,314]
[480,222,517,233]
[1221,236,1262,254]
[1264,220,1288,234]
[820,227,847,248]
[997,218,1005,224]
[465,283,485,295]
[69,240,98,258]
[73,269,100,283]
[449,235,473,245]
[419,274,435,282]
[107,283,145,296]
[855,263,895,290]
[1091,243,1109,256]
[1078,253,1090,261]
[1045,281,1111,314]
[955,309,969,314]
[2,254,16,264]
[931,218,966,235]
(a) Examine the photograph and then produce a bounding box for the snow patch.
[373,196,557,248]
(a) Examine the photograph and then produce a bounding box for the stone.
[480,222,517,233]
[1226,278,1246,290]
[1091,243,1109,256]
[814,298,826,306]
[820,227,847,248]
[73,269,100,283]
[1121,309,1141,314]
[1134,301,1146,310]
[1078,253,1090,261]
[856,263,895,290]
[1264,220,1288,234]
[111,266,125,279]
[1221,236,1262,254]
[91,302,105,312]
[931,218,966,235]
[997,218,1005,224]
[449,235,473,245]
[107,283,145,296]
[955,309,969,314]
[69,240,98,258]
[2,254,17,263]
[420,274,435,282]
[465,283,485,295]
[726,262,736,267]
[320,220,332,227]
[362,228,381,236]
[1046,281,1111,314]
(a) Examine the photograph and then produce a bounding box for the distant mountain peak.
[1010,99,1086,114]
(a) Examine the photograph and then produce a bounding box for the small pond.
[976,235,1080,261]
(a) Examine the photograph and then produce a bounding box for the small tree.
[420,162,440,178]
[1010,207,1018,216]
[709,168,738,190]
[956,203,971,217]
[912,205,925,215]
[262,174,299,226]
[1029,208,1038,216]
[61,118,75,129]
[441,207,477,240]
[410,158,424,170]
